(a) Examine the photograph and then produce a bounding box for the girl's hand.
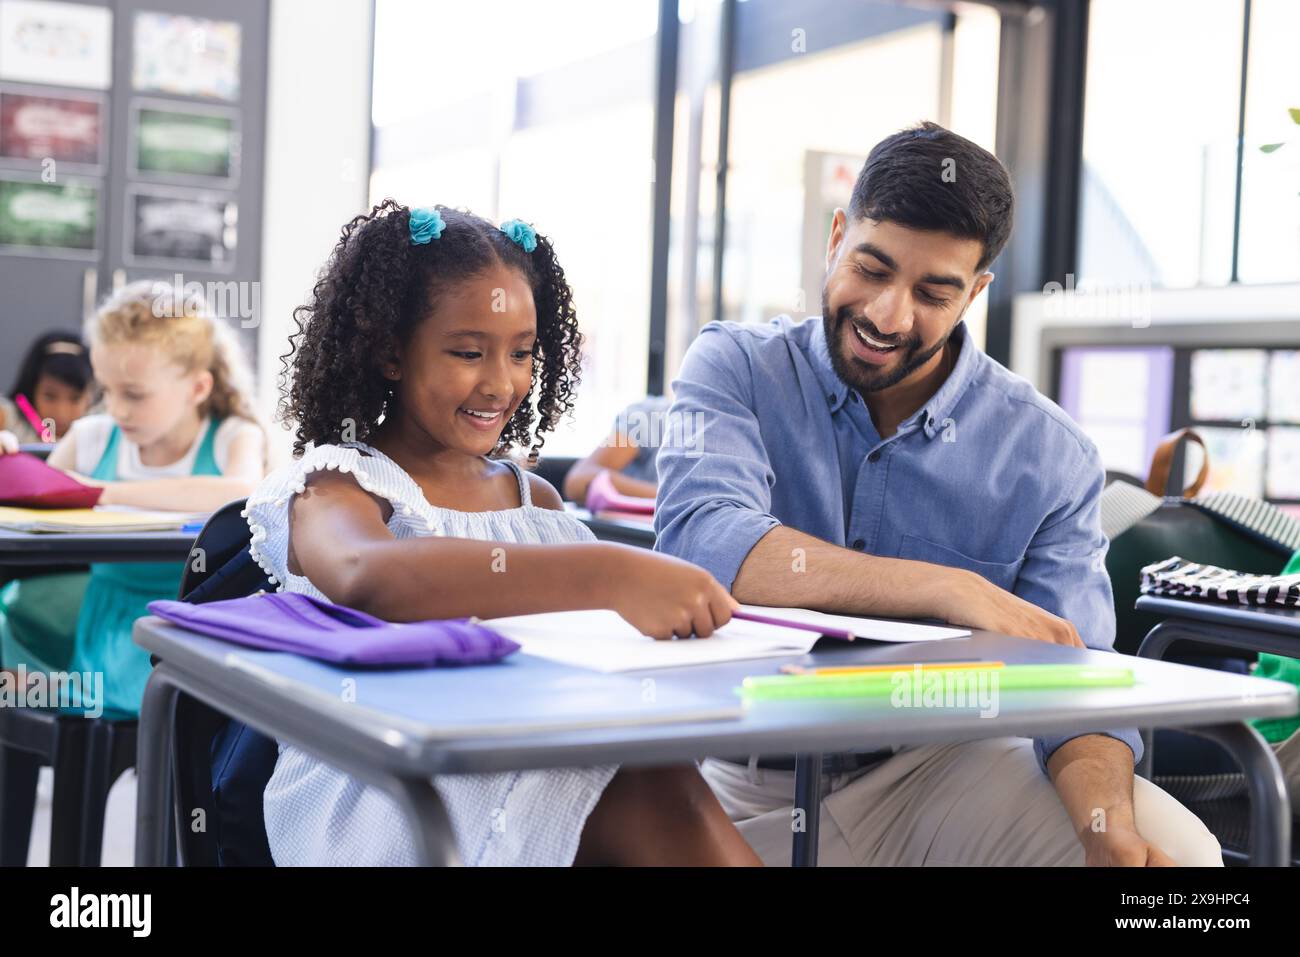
[0,431,19,455]
[607,548,739,640]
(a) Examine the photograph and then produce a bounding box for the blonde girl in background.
[0,281,265,714]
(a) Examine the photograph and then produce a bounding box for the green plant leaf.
[1290,107,1300,124]
[1260,142,1285,153]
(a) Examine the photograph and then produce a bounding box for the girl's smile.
[457,405,509,431]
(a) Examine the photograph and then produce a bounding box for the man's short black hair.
[847,121,1014,273]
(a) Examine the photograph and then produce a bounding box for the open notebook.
[0,505,208,533]
[484,605,968,673]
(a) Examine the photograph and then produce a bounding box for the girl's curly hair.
[280,199,583,460]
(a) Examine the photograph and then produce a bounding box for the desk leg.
[1134,620,1187,779]
[1183,722,1290,867]
[792,753,822,867]
[386,776,461,866]
[1136,618,1300,781]
[135,667,180,867]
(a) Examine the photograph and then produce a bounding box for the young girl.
[0,336,95,677]
[1,282,265,714]
[0,331,94,444]
[248,201,760,866]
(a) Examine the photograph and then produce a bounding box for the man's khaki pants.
[702,737,1224,866]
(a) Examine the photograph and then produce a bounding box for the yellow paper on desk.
[0,505,206,533]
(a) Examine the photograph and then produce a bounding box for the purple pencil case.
[147,591,519,667]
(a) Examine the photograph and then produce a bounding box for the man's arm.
[653,324,782,587]
[655,324,1086,647]
[1048,736,1173,866]
[734,525,1085,646]
[1016,439,1169,864]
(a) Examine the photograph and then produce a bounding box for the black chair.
[0,498,272,866]
[167,499,278,866]
[533,456,578,502]
[0,703,92,865]
[1,571,164,866]
[0,442,94,864]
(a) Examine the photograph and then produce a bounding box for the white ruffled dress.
[244,442,618,866]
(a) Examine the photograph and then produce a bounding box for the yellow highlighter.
[780,660,1005,676]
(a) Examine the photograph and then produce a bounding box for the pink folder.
[0,452,103,509]
[585,468,655,515]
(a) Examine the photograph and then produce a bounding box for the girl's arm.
[289,469,735,637]
[97,425,264,512]
[562,433,657,502]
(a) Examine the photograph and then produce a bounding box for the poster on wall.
[0,174,96,255]
[1190,349,1269,423]
[1267,427,1300,500]
[0,85,103,167]
[1270,350,1300,424]
[125,185,236,269]
[1186,425,1267,500]
[131,100,237,184]
[132,12,240,101]
[0,0,112,89]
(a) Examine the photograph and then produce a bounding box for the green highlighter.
[739,664,1135,700]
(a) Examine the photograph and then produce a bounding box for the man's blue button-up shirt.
[654,314,1141,772]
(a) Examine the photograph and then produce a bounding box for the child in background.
[563,394,669,505]
[0,282,265,714]
[0,334,95,676]
[248,201,759,866]
[0,331,94,444]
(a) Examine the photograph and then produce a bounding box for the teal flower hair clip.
[499,218,537,253]
[408,207,445,244]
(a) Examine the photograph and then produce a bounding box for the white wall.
[258,0,373,467]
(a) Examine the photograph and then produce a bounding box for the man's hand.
[1046,734,1173,866]
[938,568,1085,647]
[1079,823,1175,867]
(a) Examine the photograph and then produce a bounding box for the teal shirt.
[67,418,222,716]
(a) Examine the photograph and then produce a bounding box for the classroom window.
[718,11,946,335]
[1185,347,1300,501]
[1237,0,1300,285]
[1079,0,1245,290]
[369,0,660,457]
[688,0,999,387]
[1056,343,1300,504]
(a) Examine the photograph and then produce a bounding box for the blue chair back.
[173,499,279,866]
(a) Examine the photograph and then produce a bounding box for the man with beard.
[654,122,1221,867]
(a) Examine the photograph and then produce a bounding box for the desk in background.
[1134,595,1300,864]
[0,527,198,568]
[568,505,656,548]
[1136,595,1300,783]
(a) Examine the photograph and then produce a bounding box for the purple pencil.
[731,609,855,642]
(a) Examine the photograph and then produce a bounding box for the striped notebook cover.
[1140,556,1300,607]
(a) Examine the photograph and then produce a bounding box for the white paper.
[485,609,821,673]
[737,605,969,643]
[485,604,969,674]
